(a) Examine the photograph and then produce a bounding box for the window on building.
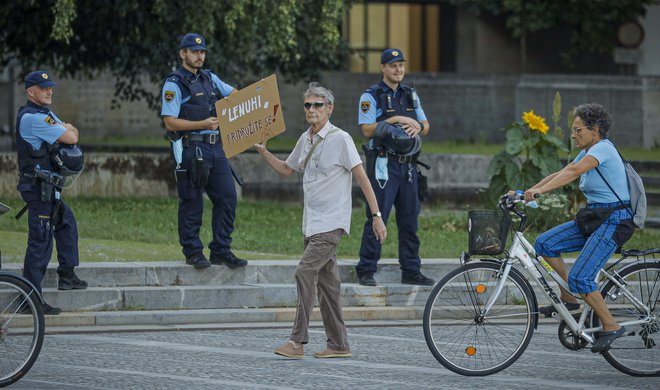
[344,1,456,73]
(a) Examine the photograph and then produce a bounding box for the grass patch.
[1,197,658,263]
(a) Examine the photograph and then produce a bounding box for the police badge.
[164,91,175,103]
[44,116,57,125]
[361,101,370,113]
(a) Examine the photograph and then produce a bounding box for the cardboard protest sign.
[216,74,285,158]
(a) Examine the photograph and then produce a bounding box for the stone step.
[39,278,569,313]
[2,258,585,288]
[3,259,467,288]
[41,283,434,311]
[28,306,423,329]
[23,304,572,331]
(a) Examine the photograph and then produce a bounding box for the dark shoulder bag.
[575,167,631,236]
[575,207,615,236]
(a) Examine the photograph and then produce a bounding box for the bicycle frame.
[481,228,654,345]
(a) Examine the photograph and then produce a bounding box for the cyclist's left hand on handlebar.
[524,189,542,203]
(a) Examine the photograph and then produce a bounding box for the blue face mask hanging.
[172,139,183,167]
[375,156,388,188]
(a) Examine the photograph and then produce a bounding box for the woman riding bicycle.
[518,103,635,353]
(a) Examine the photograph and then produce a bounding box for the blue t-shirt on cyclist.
[573,139,629,204]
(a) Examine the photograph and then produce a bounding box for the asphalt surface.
[6,322,658,389]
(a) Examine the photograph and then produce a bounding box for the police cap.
[381,48,405,64]
[25,70,56,89]
[179,33,207,51]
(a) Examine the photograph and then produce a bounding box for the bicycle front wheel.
[595,261,660,377]
[0,274,45,387]
[423,261,537,376]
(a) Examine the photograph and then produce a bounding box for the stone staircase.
[3,258,577,330]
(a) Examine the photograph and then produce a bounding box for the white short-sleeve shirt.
[285,121,363,237]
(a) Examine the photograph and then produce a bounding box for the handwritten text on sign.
[217,74,285,158]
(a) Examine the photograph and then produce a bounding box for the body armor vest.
[366,81,418,122]
[15,102,54,177]
[168,67,222,123]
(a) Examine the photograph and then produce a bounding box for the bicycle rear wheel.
[594,261,660,376]
[423,261,537,376]
[0,274,45,387]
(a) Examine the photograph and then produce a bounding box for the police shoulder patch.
[44,116,57,125]
[360,101,371,113]
[164,91,175,103]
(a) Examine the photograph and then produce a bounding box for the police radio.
[411,81,419,109]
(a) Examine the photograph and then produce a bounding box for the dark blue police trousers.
[20,186,79,293]
[357,158,421,277]
[176,141,237,258]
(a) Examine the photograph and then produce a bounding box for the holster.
[362,144,376,178]
[52,199,65,231]
[415,164,428,202]
[39,180,54,202]
[189,154,209,188]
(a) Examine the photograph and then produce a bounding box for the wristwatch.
[419,122,425,132]
[372,211,382,218]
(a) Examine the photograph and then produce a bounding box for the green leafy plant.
[487,98,569,205]
[524,193,573,231]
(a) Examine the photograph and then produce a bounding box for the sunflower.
[522,110,549,134]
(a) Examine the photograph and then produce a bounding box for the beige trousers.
[290,228,349,351]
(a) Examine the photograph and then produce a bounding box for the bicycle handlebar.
[498,191,542,231]
[499,191,540,209]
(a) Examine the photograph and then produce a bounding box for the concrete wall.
[0,152,491,203]
[639,4,660,76]
[515,75,660,147]
[1,72,659,149]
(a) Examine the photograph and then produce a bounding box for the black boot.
[57,268,88,290]
[210,251,247,269]
[43,302,62,315]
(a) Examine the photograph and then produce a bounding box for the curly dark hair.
[574,103,611,138]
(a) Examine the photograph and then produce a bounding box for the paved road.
[10,323,658,389]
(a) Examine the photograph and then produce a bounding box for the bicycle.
[0,201,46,387]
[423,194,659,377]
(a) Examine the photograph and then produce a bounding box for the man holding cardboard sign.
[161,32,246,270]
[255,82,387,359]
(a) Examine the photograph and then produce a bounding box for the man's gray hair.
[303,82,334,105]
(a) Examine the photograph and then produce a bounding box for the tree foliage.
[0,0,349,109]
[460,0,653,67]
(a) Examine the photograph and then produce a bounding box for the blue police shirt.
[358,89,427,125]
[574,139,630,204]
[161,71,234,135]
[18,109,66,150]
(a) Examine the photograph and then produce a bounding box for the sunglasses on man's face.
[304,101,326,110]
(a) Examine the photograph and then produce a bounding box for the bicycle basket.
[468,209,510,256]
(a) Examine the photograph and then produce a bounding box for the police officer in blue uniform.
[356,49,435,286]
[16,71,88,315]
[161,33,247,269]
